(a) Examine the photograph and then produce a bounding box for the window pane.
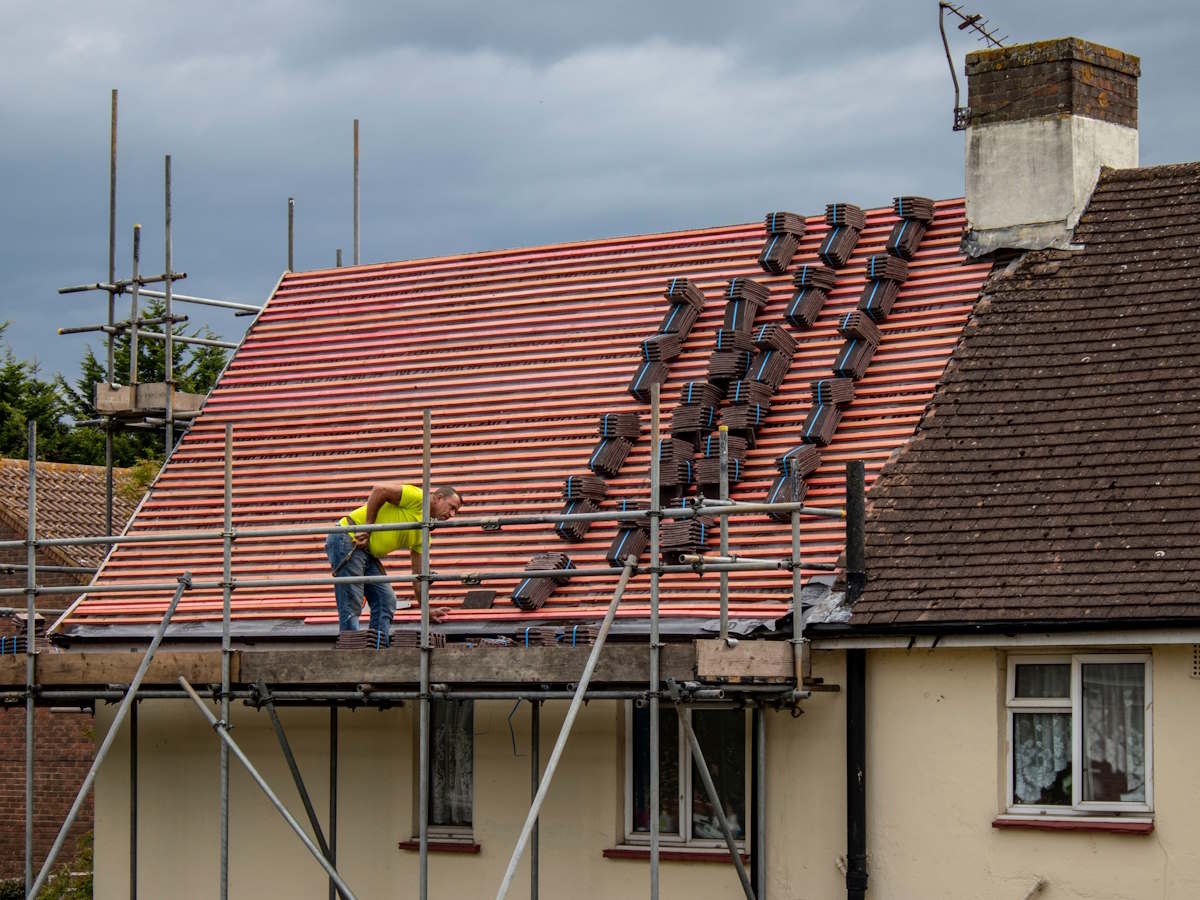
[690,710,746,840]
[1082,663,1146,803]
[429,699,473,827]
[631,705,680,835]
[1015,663,1070,699]
[1012,712,1071,806]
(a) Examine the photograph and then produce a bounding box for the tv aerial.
[939,2,1008,131]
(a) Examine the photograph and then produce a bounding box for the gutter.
[808,620,1200,649]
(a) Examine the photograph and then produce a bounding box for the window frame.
[622,703,752,849]
[422,699,476,841]
[1005,653,1153,817]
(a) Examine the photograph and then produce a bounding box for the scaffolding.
[8,377,865,899]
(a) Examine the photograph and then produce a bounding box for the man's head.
[431,486,463,520]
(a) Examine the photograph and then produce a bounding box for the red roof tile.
[60,201,988,631]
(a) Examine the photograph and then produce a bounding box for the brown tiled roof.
[0,459,139,569]
[852,162,1200,627]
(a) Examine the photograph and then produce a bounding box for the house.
[0,459,136,883]
[13,32,1199,900]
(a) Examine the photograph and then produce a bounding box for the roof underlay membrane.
[60,199,989,635]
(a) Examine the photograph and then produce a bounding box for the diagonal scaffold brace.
[494,556,638,900]
[178,675,359,900]
[27,571,194,899]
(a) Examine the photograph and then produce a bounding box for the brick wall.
[0,524,95,882]
[966,38,1140,129]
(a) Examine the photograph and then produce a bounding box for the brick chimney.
[961,38,1140,257]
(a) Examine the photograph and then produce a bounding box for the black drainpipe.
[845,461,869,898]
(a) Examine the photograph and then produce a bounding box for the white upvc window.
[623,703,750,847]
[1006,654,1152,816]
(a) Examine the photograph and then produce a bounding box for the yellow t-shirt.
[346,485,424,557]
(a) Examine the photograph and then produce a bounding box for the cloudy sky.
[2,1,1196,377]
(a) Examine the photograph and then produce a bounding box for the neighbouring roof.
[852,162,1200,627]
[59,201,989,635]
[0,459,138,570]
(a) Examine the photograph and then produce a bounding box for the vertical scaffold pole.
[530,700,540,900]
[219,424,233,900]
[648,381,662,899]
[105,88,117,538]
[130,700,138,900]
[718,424,730,642]
[24,422,36,890]
[329,706,338,900]
[287,198,295,272]
[418,410,432,900]
[754,706,766,898]
[164,155,174,455]
[352,119,360,266]
[129,224,141,385]
[789,463,806,689]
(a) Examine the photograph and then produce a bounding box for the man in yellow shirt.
[326,483,462,644]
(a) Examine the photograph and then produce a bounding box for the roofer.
[326,483,463,644]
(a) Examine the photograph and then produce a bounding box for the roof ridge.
[1098,161,1200,183]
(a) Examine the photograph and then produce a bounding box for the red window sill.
[603,846,749,864]
[992,817,1153,835]
[398,839,480,854]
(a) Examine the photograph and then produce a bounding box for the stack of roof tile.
[752,323,797,355]
[726,379,774,406]
[659,302,701,339]
[335,628,390,650]
[560,623,601,646]
[721,278,769,332]
[2,613,50,654]
[818,203,865,268]
[679,381,723,408]
[811,377,856,407]
[659,516,715,563]
[555,498,599,541]
[800,403,843,447]
[759,231,801,275]
[614,497,649,527]
[695,430,749,491]
[628,360,669,402]
[886,196,935,260]
[763,211,807,237]
[746,349,792,390]
[857,253,911,322]
[656,437,695,487]
[641,332,682,362]
[607,524,649,566]
[589,412,640,477]
[670,404,719,445]
[511,552,575,610]
[713,329,756,353]
[765,469,810,522]
[391,630,448,649]
[664,276,707,311]
[707,349,752,384]
[786,263,838,328]
[719,402,769,444]
[515,626,560,647]
[833,311,882,380]
[562,474,608,503]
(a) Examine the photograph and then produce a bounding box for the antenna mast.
[939,2,1008,131]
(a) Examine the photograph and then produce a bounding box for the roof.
[0,458,138,570]
[59,200,989,634]
[852,162,1200,627]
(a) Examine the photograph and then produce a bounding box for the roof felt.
[59,201,988,633]
[0,459,137,569]
[852,163,1200,627]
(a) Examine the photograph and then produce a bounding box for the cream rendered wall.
[866,644,1200,899]
[91,645,1199,899]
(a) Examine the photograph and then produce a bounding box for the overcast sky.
[2,1,1196,378]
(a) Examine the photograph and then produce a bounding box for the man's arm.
[353,483,411,548]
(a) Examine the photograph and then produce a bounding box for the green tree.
[0,322,90,462]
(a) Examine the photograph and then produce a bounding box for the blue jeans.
[326,530,397,644]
